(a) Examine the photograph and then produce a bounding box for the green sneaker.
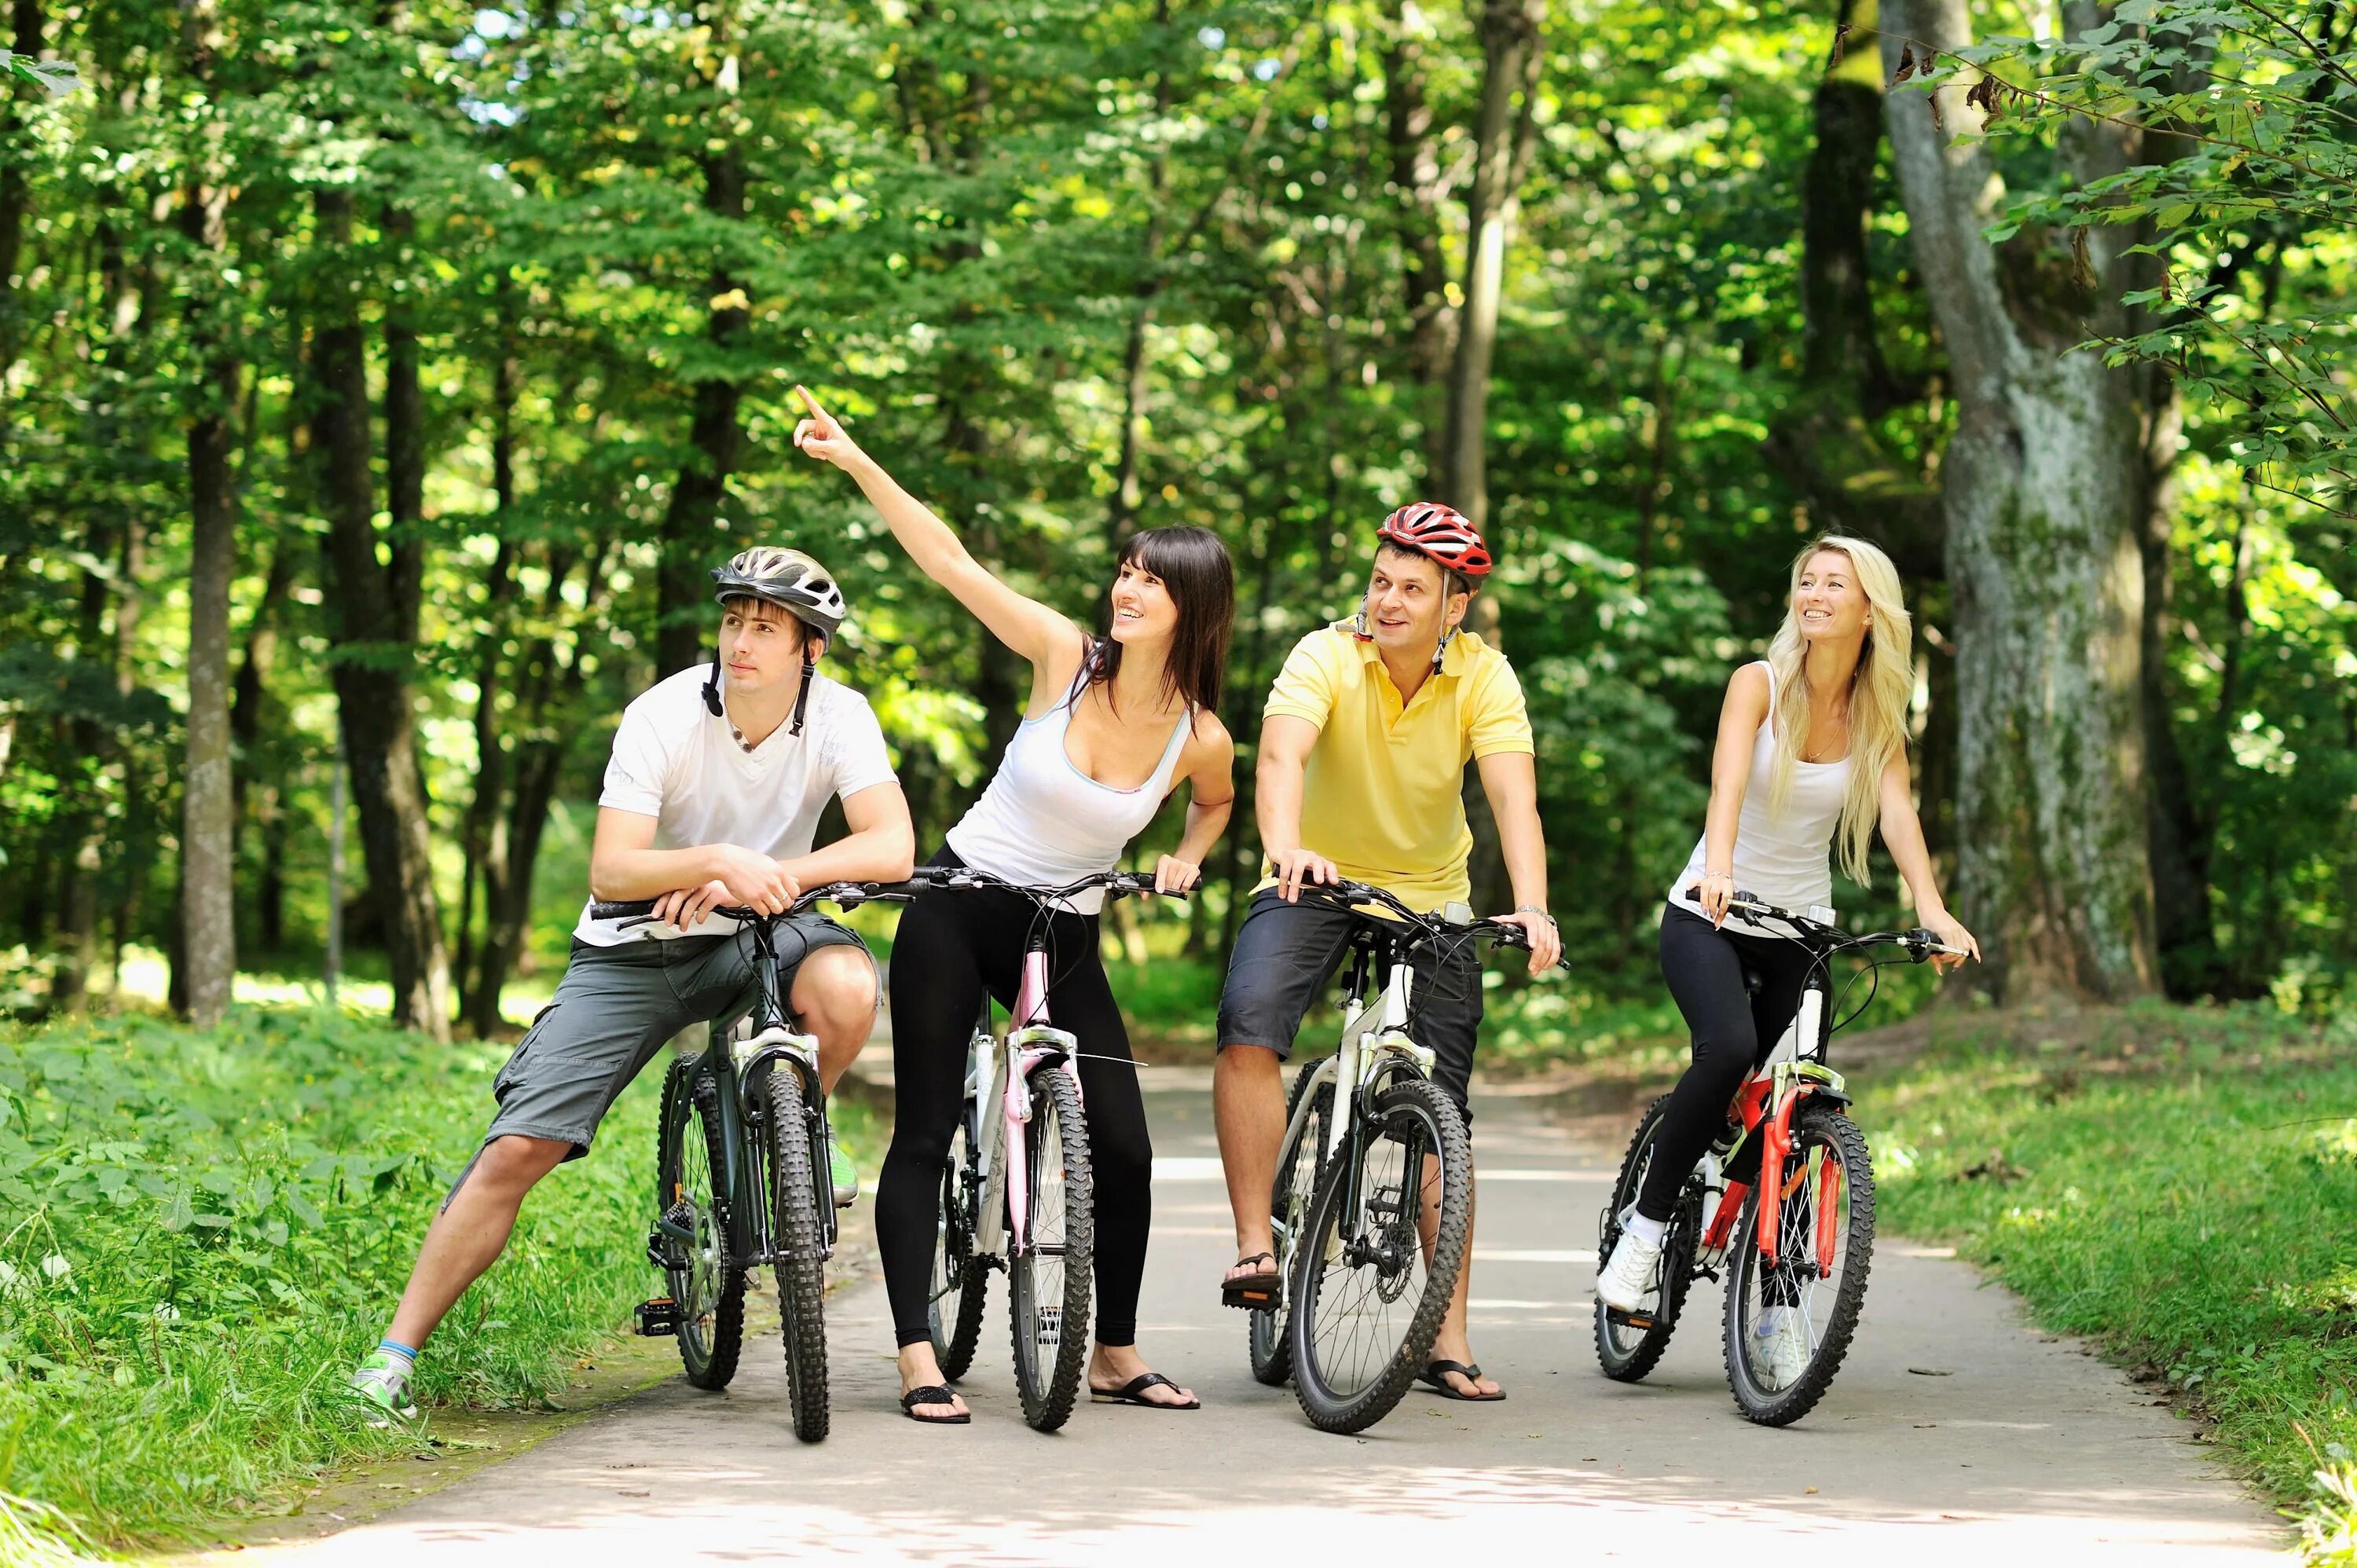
[827,1134,858,1209]
[343,1351,424,1432]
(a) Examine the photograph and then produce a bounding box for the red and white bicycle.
[1594,889,1963,1425]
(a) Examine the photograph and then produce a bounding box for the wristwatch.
[1516,903,1557,926]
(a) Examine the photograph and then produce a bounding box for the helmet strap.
[702,649,724,716]
[1432,623,1457,673]
[788,653,816,738]
[1352,595,1373,641]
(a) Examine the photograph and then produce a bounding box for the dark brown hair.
[1073,526,1234,719]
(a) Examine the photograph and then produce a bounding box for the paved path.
[241,1075,2286,1566]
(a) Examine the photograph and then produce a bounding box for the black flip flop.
[1220,1251,1280,1310]
[1090,1372,1200,1410]
[900,1384,971,1423]
[1417,1360,1506,1402]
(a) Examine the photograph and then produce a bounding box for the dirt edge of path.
[155,1219,885,1566]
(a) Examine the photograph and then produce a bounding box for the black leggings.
[1637,903,1817,1222]
[878,847,1154,1349]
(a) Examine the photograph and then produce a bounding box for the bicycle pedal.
[1604,1306,1658,1332]
[1222,1285,1277,1311]
[634,1297,686,1336]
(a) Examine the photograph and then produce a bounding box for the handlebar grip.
[588,899,656,921]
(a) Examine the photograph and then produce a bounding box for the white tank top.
[1669,661,1851,933]
[946,659,1194,914]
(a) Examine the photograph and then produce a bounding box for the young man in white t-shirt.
[344,548,916,1427]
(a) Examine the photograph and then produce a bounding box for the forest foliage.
[0,0,2350,1029]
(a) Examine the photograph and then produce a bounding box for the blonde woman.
[1594,537,1978,1326]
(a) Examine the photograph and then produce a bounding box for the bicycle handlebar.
[1297,877,1565,965]
[588,877,937,927]
[1682,885,1967,962]
[588,865,1187,929]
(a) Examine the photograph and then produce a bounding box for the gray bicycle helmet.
[702,547,849,737]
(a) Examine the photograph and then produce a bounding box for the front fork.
[1698,1058,1849,1276]
[726,1020,837,1263]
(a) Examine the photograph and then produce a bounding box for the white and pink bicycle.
[919,865,1179,1431]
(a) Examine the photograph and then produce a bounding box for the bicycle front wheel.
[1288,1076,1471,1434]
[1006,1064,1094,1432]
[1249,1063,1332,1386]
[764,1067,830,1442]
[928,1107,989,1380]
[1722,1098,1875,1427]
[1593,1093,1700,1383]
[654,1059,745,1390]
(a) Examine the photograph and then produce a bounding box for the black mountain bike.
[591,879,920,1443]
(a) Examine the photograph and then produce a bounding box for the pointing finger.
[794,384,837,429]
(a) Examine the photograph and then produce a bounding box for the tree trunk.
[1106,0,1174,545]
[1879,0,2161,1001]
[382,205,426,644]
[657,31,749,680]
[1759,0,1941,562]
[468,545,608,1035]
[178,0,238,1024]
[1437,0,1542,531]
[1384,0,1454,421]
[314,189,452,1038]
[52,522,115,1010]
[0,0,44,371]
[1801,0,1901,407]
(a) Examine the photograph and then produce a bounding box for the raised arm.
[791,386,1083,672]
[1875,749,1980,972]
[1694,662,1772,926]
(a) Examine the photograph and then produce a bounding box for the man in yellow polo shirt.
[1212,503,1560,1404]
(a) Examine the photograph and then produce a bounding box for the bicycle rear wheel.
[1722,1098,1875,1427]
[654,1059,745,1390]
[928,1107,988,1380]
[1006,1064,1094,1432]
[1593,1093,1700,1383]
[1288,1076,1471,1434]
[1249,1063,1332,1386]
[764,1066,830,1442]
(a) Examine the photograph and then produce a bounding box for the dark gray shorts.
[1214,890,1486,1117]
[479,915,869,1161]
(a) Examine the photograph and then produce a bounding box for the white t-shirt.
[572,665,899,946]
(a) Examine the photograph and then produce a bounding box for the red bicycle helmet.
[1377,502,1493,582]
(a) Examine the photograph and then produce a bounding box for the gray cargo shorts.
[473,914,870,1168]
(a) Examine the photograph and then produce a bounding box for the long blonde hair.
[1764,535,1913,884]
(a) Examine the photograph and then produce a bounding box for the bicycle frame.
[1694,930,1851,1277]
[647,921,837,1274]
[969,941,1081,1262]
[1270,926,1441,1306]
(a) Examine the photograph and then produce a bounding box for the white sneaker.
[1595,1228,1664,1313]
[1752,1304,1811,1387]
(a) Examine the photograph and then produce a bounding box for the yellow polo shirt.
[1257,621,1534,911]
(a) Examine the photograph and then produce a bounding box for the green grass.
[1855,1001,2357,1562]
[0,1006,882,1555]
